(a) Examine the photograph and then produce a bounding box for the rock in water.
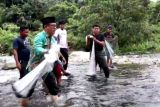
[2,58,16,70]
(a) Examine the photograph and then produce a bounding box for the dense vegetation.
[0,0,160,55]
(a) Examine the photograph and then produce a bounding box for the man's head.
[19,26,29,38]
[107,25,112,33]
[58,20,66,30]
[41,17,57,36]
[92,24,101,36]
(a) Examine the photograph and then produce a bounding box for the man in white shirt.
[54,20,70,73]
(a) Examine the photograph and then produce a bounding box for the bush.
[0,28,17,54]
[31,20,42,31]
[2,23,19,32]
[68,33,86,50]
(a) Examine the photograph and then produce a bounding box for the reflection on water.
[1,58,160,107]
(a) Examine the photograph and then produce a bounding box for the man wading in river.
[86,24,110,78]
[30,16,66,102]
[13,26,32,107]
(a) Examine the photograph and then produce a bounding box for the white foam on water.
[0,70,19,83]
[61,76,68,80]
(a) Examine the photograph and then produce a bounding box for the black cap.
[41,17,56,26]
[58,20,66,25]
[107,25,112,29]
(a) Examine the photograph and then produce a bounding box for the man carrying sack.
[86,24,110,78]
[31,16,62,102]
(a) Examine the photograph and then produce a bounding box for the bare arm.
[58,52,66,64]
[93,37,105,47]
[85,35,92,49]
[13,49,21,70]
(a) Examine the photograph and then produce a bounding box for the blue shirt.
[13,36,30,61]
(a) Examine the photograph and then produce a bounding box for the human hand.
[87,35,94,39]
[16,62,21,70]
[62,57,66,65]
[43,50,49,54]
[89,35,94,38]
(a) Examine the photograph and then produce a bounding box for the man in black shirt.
[13,26,30,79]
[13,26,31,106]
[86,24,110,78]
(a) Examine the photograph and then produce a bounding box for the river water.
[0,52,160,107]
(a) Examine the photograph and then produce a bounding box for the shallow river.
[0,52,160,107]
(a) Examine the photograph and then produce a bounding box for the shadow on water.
[87,75,97,82]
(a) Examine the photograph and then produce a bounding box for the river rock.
[69,51,90,62]
[0,56,16,70]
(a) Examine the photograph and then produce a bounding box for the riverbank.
[69,51,160,65]
[1,51,160,70]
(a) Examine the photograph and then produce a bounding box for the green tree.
[45,1,78,22]
[0,3,5,25]
[0,0,48,30]
[3,5,23,23]
[68,0,152,49]
[150,1,160,23]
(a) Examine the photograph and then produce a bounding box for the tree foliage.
[45,1,78,22]
[150,1,160,23]
[67,0,152,49]
[0,0,160,53]
[1,0,47,29]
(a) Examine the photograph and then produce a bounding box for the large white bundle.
[86,41,96,76]
[12,44,60,98]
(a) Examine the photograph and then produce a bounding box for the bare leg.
[46,94,59,103]
[20,98,30,107]
[57,75,62,86]
[109,59,113,67]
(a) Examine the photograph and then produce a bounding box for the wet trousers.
[19,60,60,98]
[95,51,110,78]
[60,48,68,70]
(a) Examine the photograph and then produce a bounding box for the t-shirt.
[88,34,105,51]
[104,32,114,39]
[54,28,68,48]
[13,36,30,61]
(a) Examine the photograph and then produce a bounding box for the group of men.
[86,24,117,79]
[12,16,70,106]
[12,15,117,106]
